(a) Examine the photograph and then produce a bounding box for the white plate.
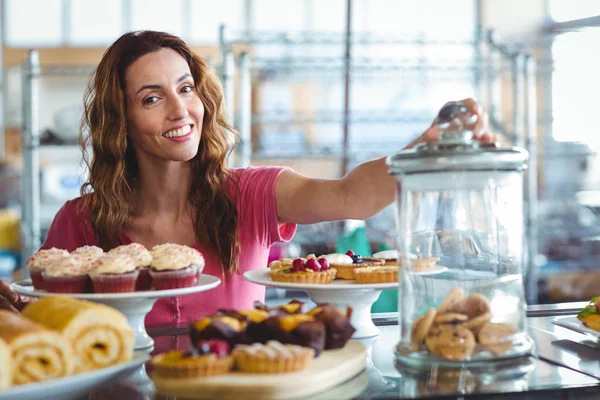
[0,354,148,400]
[243,266,448,291]
[10,274,221,300]
[551,316,600,339]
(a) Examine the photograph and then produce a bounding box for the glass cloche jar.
[388,102,534,372]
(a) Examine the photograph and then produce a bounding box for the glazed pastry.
[22,296,134,373]
[26,248,70,290]
[190,314,248,347]
[252,300,307,316]
[233,340,314,373]
[88,254,139,293]
[150,244,205,289]
[323,250,384,280]
[0,337,11,390]
[0,310,74,385]
[269,255,336,284]
[109,243,153,290]
[151,339,233,378]
[258,314,326,356]
[306,304,355,350]
[577,297,600,331]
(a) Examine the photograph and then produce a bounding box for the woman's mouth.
[162,124,193,142]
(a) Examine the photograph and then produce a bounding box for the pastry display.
[88,254,139,293]
[22,296,134,373]
[410,289,517,360]
[26,248,70,290]
[577,296,600,331]
[108,243,153,290]
[0,338,9,390]
[269,254,336,284]
[233,340,314,373]
[323,250,385,280]
[150,339,233,378]
[150,243,205,289]
[0,310,74,385]
[42,254,92,294]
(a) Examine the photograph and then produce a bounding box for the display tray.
[152,340,367,400]
[552,316,600,340]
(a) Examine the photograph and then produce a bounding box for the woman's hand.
[405,98,497,149]
[0,280,31,312]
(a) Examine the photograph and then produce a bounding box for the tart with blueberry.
[269,255,336,284]
[150,339,233,378]
[322,250,385,280]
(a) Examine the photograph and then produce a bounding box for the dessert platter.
[150,300,368,399]
[0,296,147,400]
[244,250,447,338]
[552,296,600,339]
[11,243,221,350]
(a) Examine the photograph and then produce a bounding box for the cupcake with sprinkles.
[88,254,139,293]
[26,248,69,290]
[43,254,91,293]
[150,244,205,290]
[71,245,104,265]
[109,243,153,291]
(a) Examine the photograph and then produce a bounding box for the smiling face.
[124,48,204,163]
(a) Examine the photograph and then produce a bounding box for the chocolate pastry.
[250,314,326,356]
[307,304,355,350]
[190,315,246,348]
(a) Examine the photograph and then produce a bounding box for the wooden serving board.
[153,340,368,399]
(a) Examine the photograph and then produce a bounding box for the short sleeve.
[234,166,296,247]
[41,198,97,252]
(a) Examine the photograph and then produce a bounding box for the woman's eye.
[181,85,193,93]
[143,96,159,105]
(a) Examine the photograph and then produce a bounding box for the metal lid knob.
[435,101,478,144]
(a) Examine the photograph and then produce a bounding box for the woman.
[0,31,495,322]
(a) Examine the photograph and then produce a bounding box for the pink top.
[41,166,296,325]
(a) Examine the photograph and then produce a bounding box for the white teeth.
[163,125,191,138]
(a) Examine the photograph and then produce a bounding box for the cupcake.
[88,254,139,293]
[150,339,233,378]
[233,340,314,373]
[71,245,104,264]
[43,255,90,293]
[150,244,205,290]
[109,243,153,291]
[26,248,69,290]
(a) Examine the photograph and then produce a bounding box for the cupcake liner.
[151,354,233,378]
[29,268,45,290]
[91,270,139,293]
[269,269,336,284]
[135,267,153,291]
[42,273,89,294]
[150,266,199,290]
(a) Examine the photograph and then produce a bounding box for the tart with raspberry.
[269,255,336,284]
[321,250,385,280]
[150,339,233,378]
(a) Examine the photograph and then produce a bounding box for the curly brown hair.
[79,30,240,274]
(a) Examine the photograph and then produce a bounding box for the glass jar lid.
[387,102,529,175]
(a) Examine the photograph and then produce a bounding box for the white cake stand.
[11,274,221,350]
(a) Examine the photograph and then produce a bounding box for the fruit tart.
[577,296,600,331]
[322,250,385,280]
[150,339,233,378]
[269,254,336,284]
[233,340,315,373]
[307,304,355,349]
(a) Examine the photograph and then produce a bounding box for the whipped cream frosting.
[27,248,70,270]
[150,244,205,271]
[71,245,104,263]
[321,253,353,265]
[108,243,152,268]
[44,255,89,276]
[89,254,137,276]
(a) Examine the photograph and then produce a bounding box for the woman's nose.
[167,96,188,120]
